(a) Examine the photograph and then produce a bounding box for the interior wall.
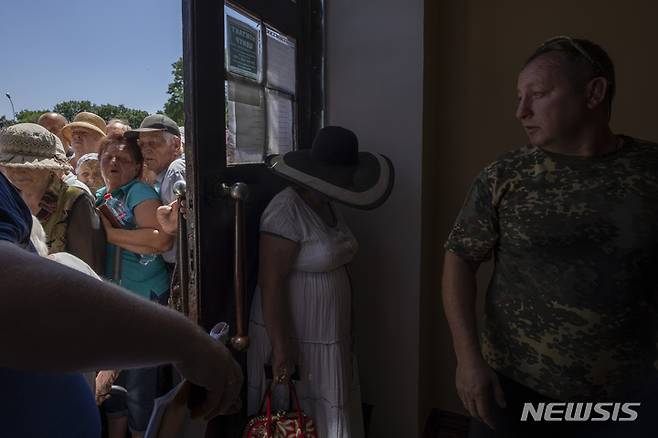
[325,0,425,436]
[428,0,658,418]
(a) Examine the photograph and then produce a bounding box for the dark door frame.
[181,0,325,339]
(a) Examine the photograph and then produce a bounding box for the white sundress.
[247,187,365,438]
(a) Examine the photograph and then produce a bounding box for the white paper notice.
[266,90,294,156]
[144,382,207,438]
[266,27,296,94]
[226,82,266,165]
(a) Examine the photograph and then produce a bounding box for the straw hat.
[267,126,394,210]
[0,123,72,171]
[61,112,107,143]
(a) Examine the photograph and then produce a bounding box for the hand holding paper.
[145,322,242,438]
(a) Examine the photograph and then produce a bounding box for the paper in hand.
[144,323,231,438]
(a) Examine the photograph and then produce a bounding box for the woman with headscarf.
[0,123,105,273]
[247,126,394,437]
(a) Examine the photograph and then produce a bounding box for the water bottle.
[102,194,155,265]
[102,193,133,227]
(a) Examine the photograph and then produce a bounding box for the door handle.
[221,182,250,352]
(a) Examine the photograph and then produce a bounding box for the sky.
[0,0,182,119]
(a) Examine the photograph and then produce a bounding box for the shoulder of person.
[166,158,186,176]
[125,180,160,204]
[63,184,92,209]
[267,186,303,210]
[63,174,93,197]
[262,187,304,221]
[478,145,541,182]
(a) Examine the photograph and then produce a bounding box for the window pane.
[225,80,266,165]
[224,4,262,83]
[265,26,296,95]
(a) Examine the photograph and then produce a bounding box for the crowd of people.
[0,103,391,437]
[6,33,657,438]
[0,111,197,437]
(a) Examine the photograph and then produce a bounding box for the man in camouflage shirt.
[443,37,658,437]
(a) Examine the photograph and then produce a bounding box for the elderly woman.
[247,126,394,437]
[94,134,172,438]
[0,123,105,273]
[76,153,103,193]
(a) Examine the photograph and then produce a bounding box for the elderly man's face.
[138,131,179,175]
[71,128,103,157]
[515,54,587,148]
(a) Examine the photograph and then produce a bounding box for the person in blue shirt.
[94,134,174,437]
[0,171,242,437]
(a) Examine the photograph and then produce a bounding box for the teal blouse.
[96,179,169,299]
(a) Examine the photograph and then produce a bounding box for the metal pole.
[5,93,16,120]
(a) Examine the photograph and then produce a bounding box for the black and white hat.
[267,126,394,210]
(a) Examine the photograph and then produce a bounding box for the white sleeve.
[259,194,302,243]
[160,159,186,205]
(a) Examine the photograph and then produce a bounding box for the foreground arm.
[442,251,505,430]
[0,241,241,418]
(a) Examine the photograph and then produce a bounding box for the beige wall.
[428,0,658,419]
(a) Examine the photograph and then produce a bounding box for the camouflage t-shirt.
[445,135,658,400]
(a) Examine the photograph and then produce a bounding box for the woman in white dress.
[247,126,394,437]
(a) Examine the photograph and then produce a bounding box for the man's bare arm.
[442,250,482,363]
[442,250,505,430]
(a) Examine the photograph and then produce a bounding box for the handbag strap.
[258,385,273,417]
[257,382,307,436]
[287,382,306,435]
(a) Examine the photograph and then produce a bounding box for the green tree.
[53,100,148,128]
[52,100,95,121]
[15,109,49,123]
[163,57,184,125]
[93,103,149,128]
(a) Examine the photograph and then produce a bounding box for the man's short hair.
[526,36,615,109]
[107,118,131,129]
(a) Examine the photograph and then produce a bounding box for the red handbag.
[243,383,318,438]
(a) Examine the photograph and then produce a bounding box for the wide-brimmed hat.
[267,126,394,210]
[61,112,107,143]
[125,114,181,138]
[0,123,72,171]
